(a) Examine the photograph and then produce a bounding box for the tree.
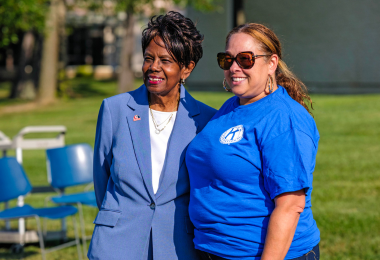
[1,0,220,101]
[0,0,48,48]
[116,0,221,94]
[37,0,66,104]
[1,0,69,104]
[0,0,48,99]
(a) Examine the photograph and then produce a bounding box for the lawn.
[0,78,380,259]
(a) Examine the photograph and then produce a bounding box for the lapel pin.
[133,115,141,121]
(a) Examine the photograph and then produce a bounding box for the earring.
[223,78,232,92]
[268,76,273,94]
[180,78,185,85]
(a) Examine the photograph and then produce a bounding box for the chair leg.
[43,196,51,236]
[4,202,11,230]
[77,203,88,258]
[72,215,83,260]
[35,216,46,260]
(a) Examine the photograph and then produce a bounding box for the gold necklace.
[148,93,180,135]
[149,109,174,134]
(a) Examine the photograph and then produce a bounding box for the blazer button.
[149,203,156,209]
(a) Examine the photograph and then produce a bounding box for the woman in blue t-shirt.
[186,23,320,260]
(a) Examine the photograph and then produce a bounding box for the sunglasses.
[217,52,271,70]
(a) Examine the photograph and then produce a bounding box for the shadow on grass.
[61,77,116,98]
[0,78,118,107]
[0,239,80,259]
[0,82,20,106]
[0,243,38,259]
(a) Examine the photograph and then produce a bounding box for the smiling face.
[143,36,192,98]
[224,33,277,104]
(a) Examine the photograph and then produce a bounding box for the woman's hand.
[261,189,306,260]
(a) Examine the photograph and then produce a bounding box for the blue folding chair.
[0,157,82,260]
[45,143,97,256]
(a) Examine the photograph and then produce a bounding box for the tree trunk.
[36,0,62,104]
[118,7,136,94]
[32,33,43,93]
[57,0,68,97]
[9,31,37,99]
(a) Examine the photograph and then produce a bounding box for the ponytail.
[276,60,313,115]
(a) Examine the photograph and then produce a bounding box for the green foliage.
[0,0,221,48]
[173,0,222,12]
[76,65,94,77]
[115,0,222,14]
[0,0,49,47]
[0,0,221,47]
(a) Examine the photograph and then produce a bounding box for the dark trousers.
[196,244,320,260]
[196,250,228,260]
[289,244,320,260]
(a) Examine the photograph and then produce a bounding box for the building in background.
[0,3,147,83]
[186,0,380,94]
[1,0,379,94]
[65,6,145,79]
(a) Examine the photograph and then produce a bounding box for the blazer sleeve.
[93,99,113,209]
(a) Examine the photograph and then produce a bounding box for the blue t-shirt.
[186,86,320,259]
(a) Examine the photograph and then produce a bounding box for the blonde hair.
[226,23,313,115]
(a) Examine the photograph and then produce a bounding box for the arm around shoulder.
[198,101,217,121]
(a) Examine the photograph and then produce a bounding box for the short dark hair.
[142,11,204,67]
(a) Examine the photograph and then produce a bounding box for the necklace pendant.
[155,129,160,134]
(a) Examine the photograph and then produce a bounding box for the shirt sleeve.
[93,99,113,209]
[261,129,317,200]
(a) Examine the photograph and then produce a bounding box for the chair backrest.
[0,157,32,203]
[46,143,93,189]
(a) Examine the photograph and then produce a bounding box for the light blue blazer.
[88,84,216,260]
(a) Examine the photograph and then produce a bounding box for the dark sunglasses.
[217,52,271,70]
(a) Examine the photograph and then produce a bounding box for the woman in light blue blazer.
[88,11,216,260]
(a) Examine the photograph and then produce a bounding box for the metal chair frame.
[0,126,67,241]
[1,214,82,260]
[45,143,97,257]
[44,193,96,257]
[0,156,82,260]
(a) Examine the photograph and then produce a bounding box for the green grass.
[0,79,380,259]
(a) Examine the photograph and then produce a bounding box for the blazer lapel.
[155,85,200,199]
[125,85,155,200]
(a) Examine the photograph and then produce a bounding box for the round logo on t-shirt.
[219,125,244,145]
